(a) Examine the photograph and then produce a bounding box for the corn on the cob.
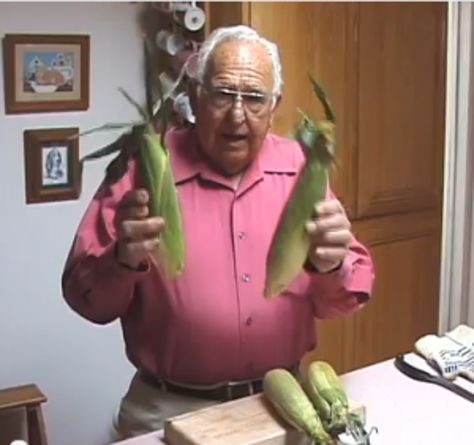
[305,361,374,445]
[76,40,187,279]
[264,77,336,299]
[305,361,349,434]
[263,368,334,444]
[139,126,185,278]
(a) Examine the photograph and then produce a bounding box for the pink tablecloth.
[113,353,474,445]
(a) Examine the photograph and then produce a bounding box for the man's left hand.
[305,199,353,273]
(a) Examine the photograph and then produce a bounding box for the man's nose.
[228,96,246,122]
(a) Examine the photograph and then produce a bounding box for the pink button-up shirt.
[62,128,374,385]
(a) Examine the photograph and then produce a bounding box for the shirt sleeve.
[61,159,149,324]
[307,187,375,318]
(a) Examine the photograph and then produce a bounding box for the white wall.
[0,3,144,444]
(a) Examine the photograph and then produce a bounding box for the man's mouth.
[222,133,247,142]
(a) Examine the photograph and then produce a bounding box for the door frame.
[439,1,474,332]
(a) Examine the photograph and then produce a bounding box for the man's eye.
[246,95,265,104]
[212,90,232,99]
[209,90,226,100]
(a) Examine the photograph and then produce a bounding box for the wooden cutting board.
[164,393,366,445]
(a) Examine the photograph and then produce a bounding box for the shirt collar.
[257,133,300,174]
[167,128,299,186]
[167,128,202,184]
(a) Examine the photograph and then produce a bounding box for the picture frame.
[24,127,81,204]
[3,34,90,114]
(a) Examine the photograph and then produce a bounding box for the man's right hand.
[115,188,165,270]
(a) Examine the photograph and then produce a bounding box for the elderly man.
[62,25,374,438]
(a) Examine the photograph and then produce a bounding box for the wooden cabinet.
[356,3,446,219]
[204,2,447,373]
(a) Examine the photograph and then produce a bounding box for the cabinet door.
[356,3,446,219]
[352,211,442,367]
[249,2,358,217]
[349,2,446,368]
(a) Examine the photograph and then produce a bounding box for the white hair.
[194,25,283,97]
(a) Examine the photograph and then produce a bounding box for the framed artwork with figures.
[2,34,89,114]
[24,127,81,204]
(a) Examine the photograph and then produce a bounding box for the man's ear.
[269,94,282,126]
[274,94,282,110]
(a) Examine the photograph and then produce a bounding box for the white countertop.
[340,353,473,445]
[113,353,474,445]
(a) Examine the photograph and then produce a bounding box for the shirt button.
[241,273,251,283]
[238,231,246,240]
[245,317,253,326]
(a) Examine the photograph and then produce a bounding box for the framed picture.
[3,34,90,114]
[24,127,81,204]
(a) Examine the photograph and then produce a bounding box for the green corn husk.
[75,39,187,278]
[263,368,334,444]
[264,76,336,299]
[305,361,377,445]
[305,361,350,435]
[139,126,185,278]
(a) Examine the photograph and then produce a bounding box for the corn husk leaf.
[264,76,336,298]
[75,38,187,278]
[263,369,333,444]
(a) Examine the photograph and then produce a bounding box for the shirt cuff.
[113,243,150,273]
[308,253,373,297]
[80,242,151,287]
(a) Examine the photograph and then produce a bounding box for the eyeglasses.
[201,85,274,115]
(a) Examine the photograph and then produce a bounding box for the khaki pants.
[114,372,219,440]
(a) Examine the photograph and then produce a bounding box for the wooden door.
[350,2,446,369]
[205,2,447,373]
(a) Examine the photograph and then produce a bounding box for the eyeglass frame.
[197,82,277,115]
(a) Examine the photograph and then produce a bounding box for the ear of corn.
[75,38,186,279]
[264,76,336,299]
[263,368,333,444]
[305,361,375,444]
[140,127,185,278]
[305,361,350,434]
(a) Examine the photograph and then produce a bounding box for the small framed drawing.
[24,127,81,204]
[3,34,90,114]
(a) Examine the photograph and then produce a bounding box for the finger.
[313,246,347,263]
[117,189,150,221]
[314,199,344,217]
[312,213,351,233]
[119,202,149,220]
[120,188,149,208]
[305,220,317,235]
[316,229,352,247]
[121,237,160,260]
[118,217,165,242]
